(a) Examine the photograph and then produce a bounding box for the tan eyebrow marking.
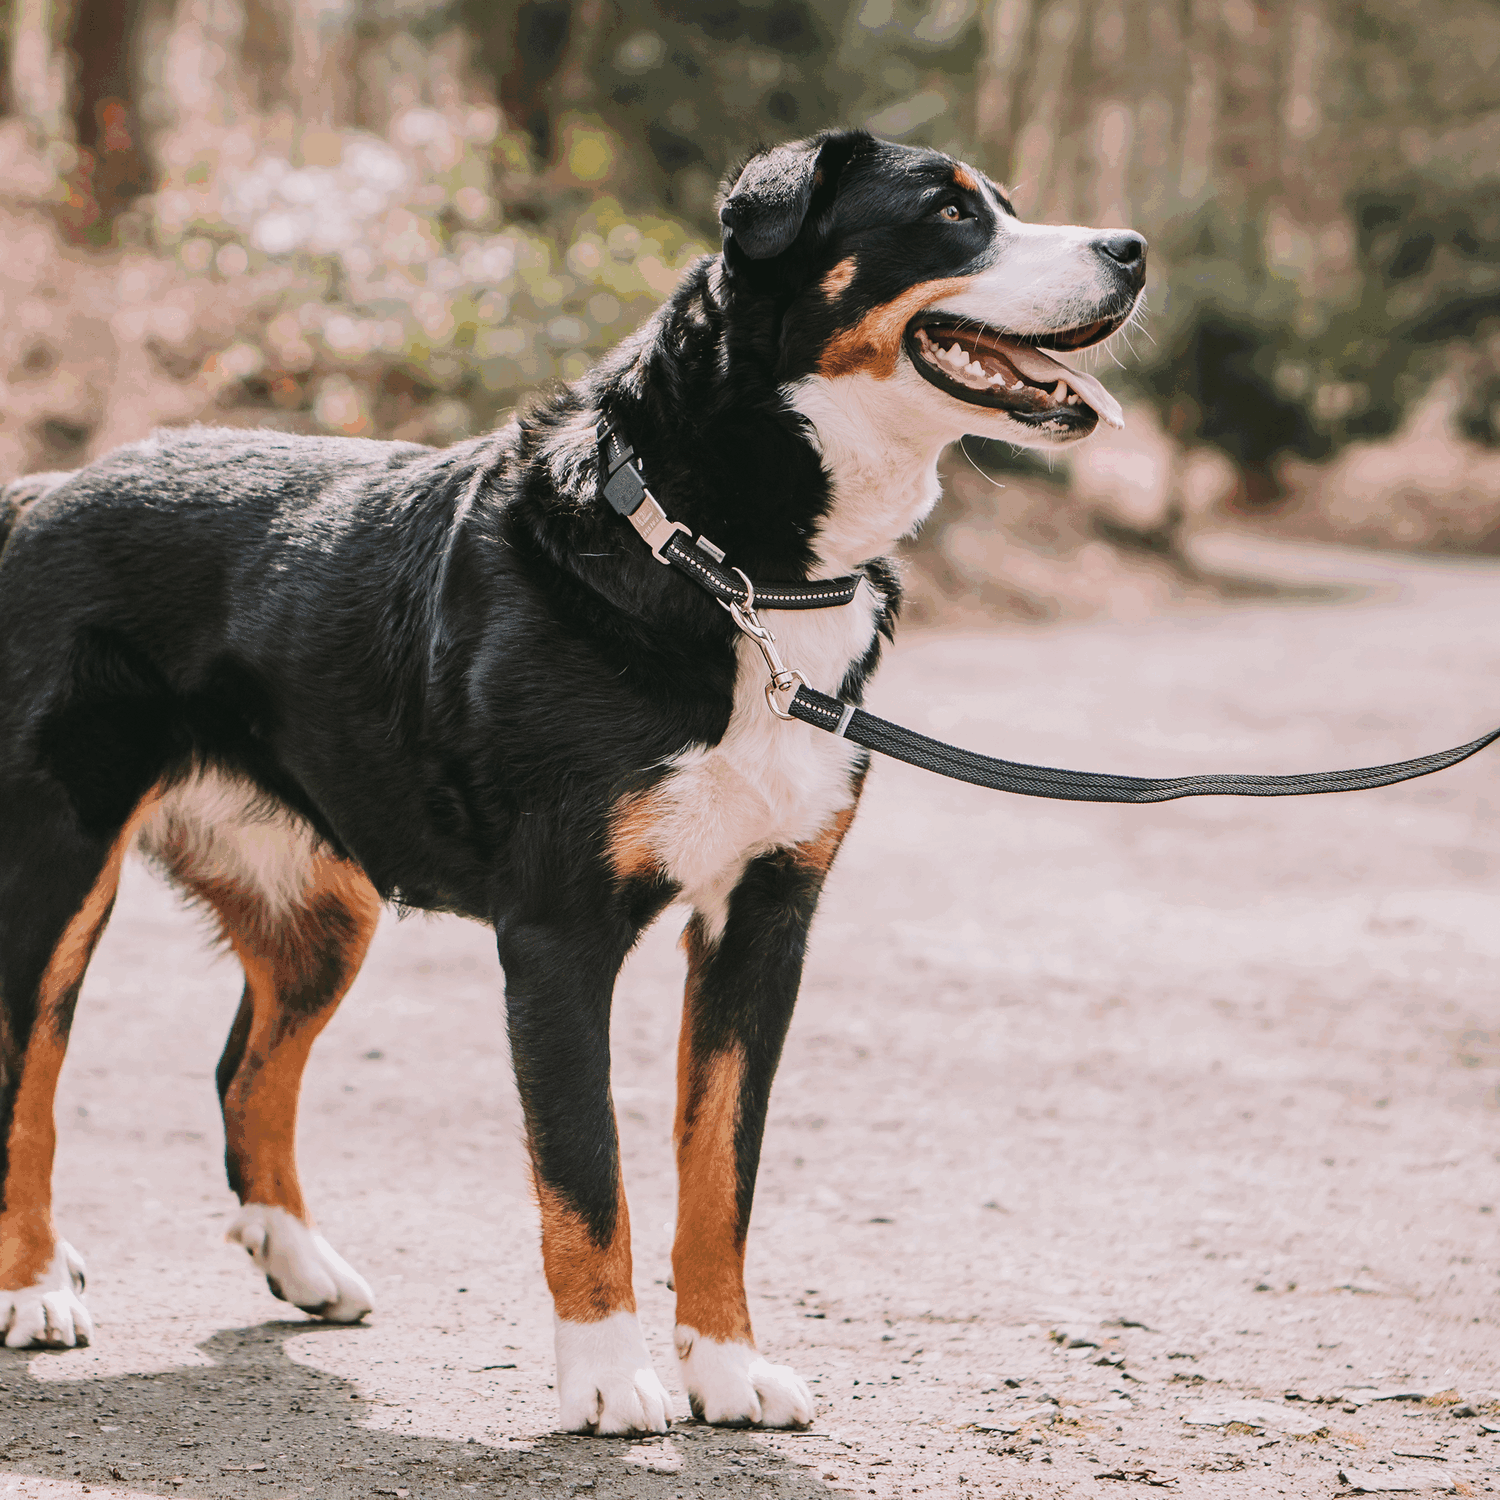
[952,164,980,192]
[821,257,857,299]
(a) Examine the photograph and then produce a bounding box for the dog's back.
[0,470,75,555]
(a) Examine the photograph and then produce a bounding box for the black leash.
[597,424,1500,802]
[786,684,1500,803]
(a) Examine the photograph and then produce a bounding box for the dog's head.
[719,130,1145,448]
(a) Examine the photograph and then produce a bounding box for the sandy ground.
[3,531,1498,1500]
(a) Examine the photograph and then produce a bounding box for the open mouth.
[903,311,1129,431]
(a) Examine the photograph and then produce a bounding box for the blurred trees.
[972,0,1500,497]
[1,0,1497,513]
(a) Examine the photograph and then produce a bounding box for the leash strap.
[597,423,862,610]
[597,423,1500,801]
[787,684,1500,803]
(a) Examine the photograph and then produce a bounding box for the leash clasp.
[722,570,805,721]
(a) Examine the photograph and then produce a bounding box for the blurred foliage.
[147,116,716,440]
[1,0,1497,554]
[460,0,983,228]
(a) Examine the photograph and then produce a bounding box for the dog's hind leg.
[0,790,156,1348]
[671,797,861,1428]
[500,917,673,1436]
[145,791,382,1322]
[211,855,380,1321]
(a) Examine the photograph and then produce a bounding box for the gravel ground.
[3,531,1498,1500]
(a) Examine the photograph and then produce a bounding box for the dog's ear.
[719,131,871,262]
[720,141,821,260]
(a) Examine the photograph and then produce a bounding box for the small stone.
[1450,1404,1477,1418]
[1016,1403,1060,1426]
[1004,1377,1022,1388]
[1480,1421,1500,1434]
[1050,1324,1101,1349]
[1183,1400,1327,1438]
[1336,1466,1453,1493]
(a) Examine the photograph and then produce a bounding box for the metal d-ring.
[764,669,807,721]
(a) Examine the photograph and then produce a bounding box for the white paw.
[675,1325,814,1428]
[227,1204,372,1323]
[555,1311,673,1435]
[1,1241,92,1349]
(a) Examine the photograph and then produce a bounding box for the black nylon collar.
[596,421,863,610]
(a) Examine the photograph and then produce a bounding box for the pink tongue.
[999,339,1124,429]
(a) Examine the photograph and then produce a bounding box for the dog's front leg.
[500,918,671,1436]
[672,812,859,1429]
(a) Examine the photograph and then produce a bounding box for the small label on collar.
[695,535,727,563]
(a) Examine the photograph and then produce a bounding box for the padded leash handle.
[788,685,1500,804]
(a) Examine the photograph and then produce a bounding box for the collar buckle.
[627,489,691,564]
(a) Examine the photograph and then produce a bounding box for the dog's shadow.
[0,1323,838,1497]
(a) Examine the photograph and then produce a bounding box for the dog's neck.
[578,263,947,582]
[784,373,948,575]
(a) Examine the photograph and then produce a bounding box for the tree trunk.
[975,0,1037,176]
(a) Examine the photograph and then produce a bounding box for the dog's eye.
[933,204,966,223]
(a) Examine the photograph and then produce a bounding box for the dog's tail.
[0,470,74,558]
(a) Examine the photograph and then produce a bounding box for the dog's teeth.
[1067,393,1081,405]
[965,361,984,379]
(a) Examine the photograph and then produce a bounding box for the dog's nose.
[1095,231,1147,284]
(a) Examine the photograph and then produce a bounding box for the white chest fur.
[649,590,877,935]
[642,373,948,936]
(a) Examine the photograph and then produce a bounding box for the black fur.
[0,130,1145,1404]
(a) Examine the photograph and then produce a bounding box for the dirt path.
[4,532,1498,1500]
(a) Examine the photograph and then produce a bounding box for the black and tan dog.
[0,129,1144,1433]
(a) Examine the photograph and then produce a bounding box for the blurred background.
[1,0,1496,620]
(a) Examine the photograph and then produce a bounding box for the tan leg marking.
[821,256,857,299]
[792,800,860,877]
[536,1177,636,1322]
[1,793,159,1290]
[607,788,665,885]
[196,855,380,1220]
[671,792,862,1344]
[672,918,753,1346]
[817,274,979,379]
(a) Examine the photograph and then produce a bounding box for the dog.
[0,128,1144,1434]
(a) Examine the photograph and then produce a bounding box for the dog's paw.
[227,1204,372,1323]
[2,1241,92,1349]
[555,1311,673,1435]
[675,1326,814,1428]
